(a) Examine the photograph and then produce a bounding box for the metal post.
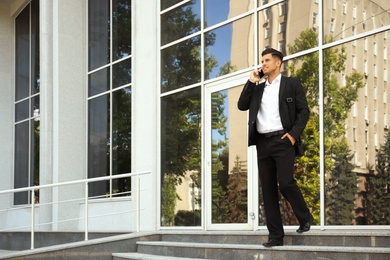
[31,189,35,249]
[85,182,89,241]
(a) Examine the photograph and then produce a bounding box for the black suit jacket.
[237,76,309,153]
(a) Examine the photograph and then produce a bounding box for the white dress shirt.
[256,74,284,133]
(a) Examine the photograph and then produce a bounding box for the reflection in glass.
[31,119,40,203]
[112,0,131,61]
[88,0,110,71]
[31,0,40,94]
[324,31,390,225]
[161,36,201,93]
[88,67,110,97]
[323,43,364,225]
[205,15,253,80]
[258,0,277,6]
[88,95,110,197]
[161,87,201,226]
[113,58,131,89]
[15,100,29,122]
[15,6,30,101]
[211,86,248,224]
[323,0,390,43]
[283,48,320,225]
[14,122,29,205]
[258,1,318,57]
[161,0,200,45]
[31,96,40,118]
[14,0,40,206]
[161,0,183,11]
[112,87,132,195]
[204,0,253,28]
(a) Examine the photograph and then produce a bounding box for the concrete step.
[112,252,216,260]
[158,230,390,247]
[135,240,390,260]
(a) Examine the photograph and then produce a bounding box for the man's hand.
[282,133,296,145]
[249,69,263,83]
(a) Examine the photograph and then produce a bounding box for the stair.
[112,230,390,260]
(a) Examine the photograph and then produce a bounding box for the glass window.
[88,0,110,71]
[88,67,110,97]
[112,87,132,195]
[88,95,110,197]
[161,0,184,11]
[258,0,277,6]
[161,0,201,46]
[258,1,318,58]
[283,53,321,225]
[161,87,201,226]
[204,0,253,28]
[324,0,390,43]
[161,35,201,93]
[211,86,248,224]
[205,15,254,80]
[112,0,132,61]
[15,6,30,101]
[88,0,132,198]
[113,58,132,89]
[325,30,390,225]
[14,0,40,205]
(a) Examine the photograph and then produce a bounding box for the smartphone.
[258,69,264,78]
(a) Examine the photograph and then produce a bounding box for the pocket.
[282,136,293,146]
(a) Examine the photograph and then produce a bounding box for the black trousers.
[256,132,311,239]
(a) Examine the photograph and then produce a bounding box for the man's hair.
[261,48,283,62]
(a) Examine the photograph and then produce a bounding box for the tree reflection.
[160,1,217,226]
[287,29,364,225]
[161,88,201,226]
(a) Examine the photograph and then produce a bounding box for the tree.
[287,29,364,224]
[326,140,357,224]
[160,2,218,225]
[225,156,248,223]
[367,131,390,224]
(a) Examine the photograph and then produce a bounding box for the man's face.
[261,53,281,75]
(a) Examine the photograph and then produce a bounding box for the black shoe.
[262,239,283,247]
[296,221,311,233]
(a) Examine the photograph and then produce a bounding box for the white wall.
[0,0,159,233]
[0,1,16,211]
[132,0,159,231]
[37,0,87,231]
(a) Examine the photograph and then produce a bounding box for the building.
[0,0,389,235]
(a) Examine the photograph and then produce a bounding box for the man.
[237,48,312,247]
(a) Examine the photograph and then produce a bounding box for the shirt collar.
[265,73,282,86]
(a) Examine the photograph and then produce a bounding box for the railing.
[0,171,150,249]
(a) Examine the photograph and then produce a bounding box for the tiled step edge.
[137,241,390,254]
[112,252,216,260]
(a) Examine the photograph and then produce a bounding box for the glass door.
[205,78,257,230]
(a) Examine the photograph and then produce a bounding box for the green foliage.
[287,29,364,225]
[161,174,178,226]
[174,210,201,226]
[161,88,201,225]
[367,131,390,224]
[225,156,248,223]
[326,140,358,225]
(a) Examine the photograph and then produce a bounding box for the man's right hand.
[249,69,263,83]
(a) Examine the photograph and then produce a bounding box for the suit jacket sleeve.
[237,80,257,111]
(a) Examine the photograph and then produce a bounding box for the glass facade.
[14,0,40,205]
[87,0,132,198]
[160,0,390,227]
